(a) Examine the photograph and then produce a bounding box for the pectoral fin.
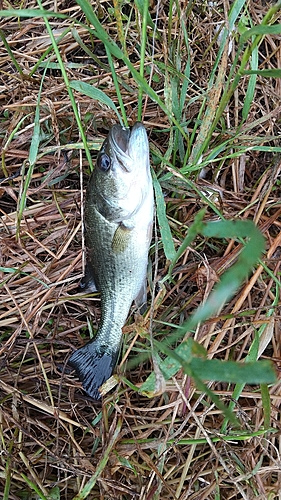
[134,279,147,314]
[112,223,133,253]
[80,262,99,293]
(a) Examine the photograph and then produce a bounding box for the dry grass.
[0,1,281,499]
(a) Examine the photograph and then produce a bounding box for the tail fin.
[68,342,119,400]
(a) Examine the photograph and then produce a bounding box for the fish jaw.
[68,340,120,400]
[109,122,150,173]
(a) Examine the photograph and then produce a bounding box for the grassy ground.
[0,0,281,499]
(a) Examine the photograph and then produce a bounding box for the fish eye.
[97,153,111,172]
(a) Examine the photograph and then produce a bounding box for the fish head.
[91,122,152,222]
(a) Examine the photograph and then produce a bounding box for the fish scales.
[85,199,151,345]
[69,122,154,400]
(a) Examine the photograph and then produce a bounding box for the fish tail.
[68,341,119,400]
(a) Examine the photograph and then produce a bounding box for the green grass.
[0,0,281,498]
[1,0,280,422]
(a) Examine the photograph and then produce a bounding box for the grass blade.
[76,0,187,139]
[72,418,122,499]
[36,0,94,171]
[141,219,268,395]
[70,80,123,125]
[152,172,176,261]
[16,63,46,235]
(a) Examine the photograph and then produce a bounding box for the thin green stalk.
[220,286,279,433]
[36,0,93,171]
[120,427,274,446]
[1,3,188,137]
[241,9,258,121]
[187,1,281,165]
[21,474,48,500]
[2,114,32,177]
[261,383,271,430]
[105,46,128,127]
[210,0,247,78]
[72,418,122,499]
[16,63,47,236]
[29,24,73,77]
[210,4,281,139]
[113,0,127,57]
[137,0,149,120]
[0,28,23,75]
[76,0,188,140]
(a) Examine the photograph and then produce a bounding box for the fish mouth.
[110,125,130,154]
[109,122,148,172]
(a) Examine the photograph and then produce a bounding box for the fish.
[69,122,154,400]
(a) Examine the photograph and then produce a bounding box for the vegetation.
[0,0,281,498]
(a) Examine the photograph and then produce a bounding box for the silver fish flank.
[69,122,154,399]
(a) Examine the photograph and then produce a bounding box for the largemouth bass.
[69,122,154,400]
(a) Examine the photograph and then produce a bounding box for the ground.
[0,1,281,499]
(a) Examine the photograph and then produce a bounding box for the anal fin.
[134,279,147,314]
[79,262,99,293]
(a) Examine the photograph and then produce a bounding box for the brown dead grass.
[0,1,281,499]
